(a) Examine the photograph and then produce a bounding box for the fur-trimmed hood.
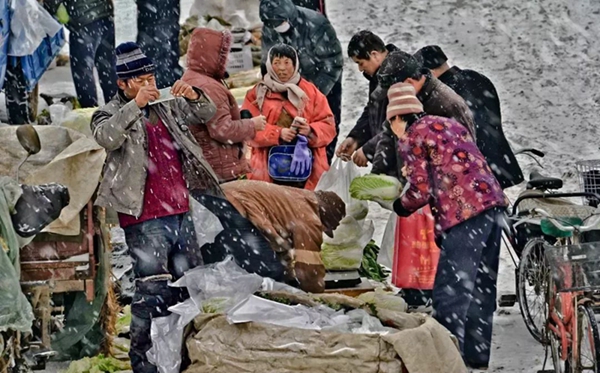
[187,27,232,80]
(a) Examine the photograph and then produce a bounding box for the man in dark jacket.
[44,0,117,107]
[136,0,183,89]
[260,0,343,163]
[414,45,524,189]
[372,51,476,178]
[336,31,398,168]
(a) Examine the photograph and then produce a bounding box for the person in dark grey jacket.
[44,0,117,107]
[414,45,524,189]
[260,0,343,163]
[372,51,476,178]
[336,31,398,167]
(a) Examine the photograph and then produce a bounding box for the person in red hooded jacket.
[182,28,266,182]
[242,44,336,190]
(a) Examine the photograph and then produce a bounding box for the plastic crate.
[576,160,600,207]
[8,28,65,92]
[226,43,253,74]
[0,0,10,90]
[544,241,600,292]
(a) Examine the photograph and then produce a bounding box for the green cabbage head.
[350,174,402,201]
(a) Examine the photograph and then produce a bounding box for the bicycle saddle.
[527,171,563,190]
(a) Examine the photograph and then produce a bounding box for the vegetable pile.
[350,174,402,201]
[63,354,131,373]
[359,241,390,282]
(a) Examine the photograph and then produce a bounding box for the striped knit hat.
[386,82,424,121]
[115,42,155,80]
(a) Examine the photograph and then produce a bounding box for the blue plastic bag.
[7,0,65,91]
[268,145,313,182]
[9,29,65,91]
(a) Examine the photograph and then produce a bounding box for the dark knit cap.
[115,42,155,80]
[378,50,421,88]
[372,50,422,101]
[414,45,448,69]
[314,191,346,238]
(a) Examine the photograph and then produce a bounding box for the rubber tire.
[517,238,550,344]
[574,303,600,372]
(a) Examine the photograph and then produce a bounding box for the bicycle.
[533,207,600,372]
[500,149,599,344]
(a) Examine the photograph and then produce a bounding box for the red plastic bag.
[392,206,440,290]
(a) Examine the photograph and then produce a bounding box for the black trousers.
[193,194,287,281]
[325,78,342,164]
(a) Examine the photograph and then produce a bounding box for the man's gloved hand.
[291,135,311,176]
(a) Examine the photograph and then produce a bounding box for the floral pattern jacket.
[393,115,507,234]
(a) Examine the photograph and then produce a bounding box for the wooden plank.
[324,278,377,298]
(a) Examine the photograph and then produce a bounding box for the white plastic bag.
[321,219,375,270]
[190,197,224,248]
[316,158,369,221]
[378,212,397,269]
[8,0,63,56]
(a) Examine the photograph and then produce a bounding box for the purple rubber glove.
[290,135,311,176]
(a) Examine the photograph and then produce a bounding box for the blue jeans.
[136,0,182,89]
[124,213,202,373]
[69,17,118,108]
[433,207,503,368]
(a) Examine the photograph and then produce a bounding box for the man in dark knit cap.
[371,50,476,178]
[414,45,524,189]
[91,42,220,373]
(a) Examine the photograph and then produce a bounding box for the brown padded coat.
[222,180,327,293]
[182,28,256,182]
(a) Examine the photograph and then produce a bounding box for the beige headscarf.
[255,46,309,114]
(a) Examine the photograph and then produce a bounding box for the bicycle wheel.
[517,238,550,344]
[550,327,568,373]
[572,303,600,372]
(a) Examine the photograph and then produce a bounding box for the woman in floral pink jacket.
[387,82,506,370]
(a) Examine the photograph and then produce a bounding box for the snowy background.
[39,0,600,371]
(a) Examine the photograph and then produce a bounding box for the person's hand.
[280,128,296,142]
[171,80,199,100]
[252,115,266,131]
[372,197,394,211]
[401,165,408,178]
[134,84,160,108]
[352,148,369,167]
[336,137,358,161]
[292,117,311,136]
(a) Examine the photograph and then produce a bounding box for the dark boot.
[129,279,186,373]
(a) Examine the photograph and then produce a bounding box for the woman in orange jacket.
[241,44,336,190]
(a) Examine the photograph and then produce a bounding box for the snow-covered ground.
[38,0,600,371]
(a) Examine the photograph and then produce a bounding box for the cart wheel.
[572,303,600,372]
[517,238,550,344]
